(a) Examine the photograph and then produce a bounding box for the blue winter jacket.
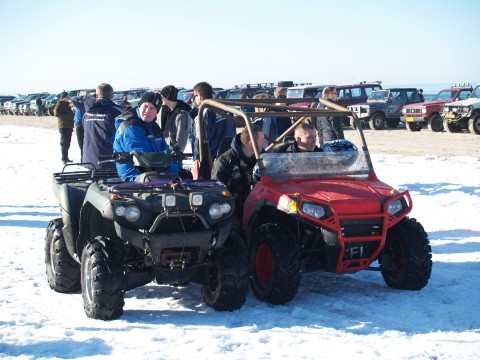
[70,97,85,127]
[113,108,181,181]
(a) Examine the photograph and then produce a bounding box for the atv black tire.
[45,218,81,293]
[81,237,125,320]
[380,217,432,290]
[202,232,249,311]
[250,223,301,305]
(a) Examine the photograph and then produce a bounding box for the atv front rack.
[53,167,119,184]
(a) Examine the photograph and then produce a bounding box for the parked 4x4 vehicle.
[226,83,276,100]
[197,97,432,305]
[441,84,480,135]
[348,88,422,130]
[401,84,473,132]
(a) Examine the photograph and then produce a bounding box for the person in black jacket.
[314,86,345,148]
[211,125,264,219]
[158,85,192,159]
[82,83,124,170]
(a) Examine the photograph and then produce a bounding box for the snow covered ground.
[0,125,479,359]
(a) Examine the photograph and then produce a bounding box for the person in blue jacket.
[113,91,181,181]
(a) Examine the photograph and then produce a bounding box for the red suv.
[401,84,473,132]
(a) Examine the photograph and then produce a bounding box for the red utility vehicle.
[197,97,432,305]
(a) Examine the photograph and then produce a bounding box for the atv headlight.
[163,194,176,208]
[189,193,203,207]
[115,205,126,217]
[209,203,223,219]
[302,203,326,219]
[125,205,141,222]
[220,202,231,214]
[388,199,403,216]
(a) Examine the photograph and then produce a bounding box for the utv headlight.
[115,205,126,217]
[388,199,403,216]
[163,194,176,208]
[209,203,223,219]
[189,193,203,207]
[302,203,326,219]
[125,205,141,222]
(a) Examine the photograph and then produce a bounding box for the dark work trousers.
[76,125,84,161]
[59,128,73,162]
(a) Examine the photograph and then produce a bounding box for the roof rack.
[233,83,275,89]
[359,81,382,85]
[451,83,471,88]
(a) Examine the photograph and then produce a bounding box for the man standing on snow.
[82,83,124,170]
[53,91,74,164]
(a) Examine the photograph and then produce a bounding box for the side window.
[458,91,471,100]
[351,87,362,99]
[405,90,417,102]
[338,88,350,99]
[390,90,401,101]
[365,87,375,97]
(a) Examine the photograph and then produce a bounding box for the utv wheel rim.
[83,257,94,303]
[256,244,273,287]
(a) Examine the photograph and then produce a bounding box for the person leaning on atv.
[113,91,186,181]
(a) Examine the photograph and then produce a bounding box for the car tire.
[468,113,480,135]
[386,119,400,128]
[427,114,443,132]
[406,122,421,132]
[45,218,81,293]
[202,232,249,311]
[380,217,432,290]
[250,223,300,305]
[81,237,125,320]
[369,113,386,130]
[444,120,462,133]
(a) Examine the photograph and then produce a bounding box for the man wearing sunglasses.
[314,86,345,149]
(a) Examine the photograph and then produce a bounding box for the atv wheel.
[468,113,480,135]
[202,232,249,311]
[386,119,400,128]
[406,122,421,132]
[427,114,443,132]
[369,113,386,130]
[81,237,125,320]
[380,217,432,290]
[45,218,81,293]
[444,120,461,133]
[250,224,300,305]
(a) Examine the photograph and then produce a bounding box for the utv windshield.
[261,150,372,181]
[368,90,389,102]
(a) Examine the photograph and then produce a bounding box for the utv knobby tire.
[81,237,125,320]
[427,114,443,132]
[369,113,386,130]
[250,224,301,305]
[45,218,80,293]
[468,113,480,135]
[202,232,249,311]
[380,217,432,290]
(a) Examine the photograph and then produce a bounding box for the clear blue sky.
[1,0,478,94]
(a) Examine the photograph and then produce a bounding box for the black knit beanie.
[139,91,162,112]
[160,85,178,102]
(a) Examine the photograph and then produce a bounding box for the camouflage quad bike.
[195,97,432,305]
[45,150,248,320]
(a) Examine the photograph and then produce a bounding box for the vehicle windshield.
[44,94,56,101]
[178,91,193,101]
[469,86,480,99]
[261,150,372,181]
[227,92,243,100]
[113,92,126,100]
[433,90,456,101]
[368,90,389,102]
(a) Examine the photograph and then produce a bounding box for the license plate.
[445,113,455,119]
[406,117,415,122]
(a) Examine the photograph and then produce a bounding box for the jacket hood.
[231,133,257,168]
